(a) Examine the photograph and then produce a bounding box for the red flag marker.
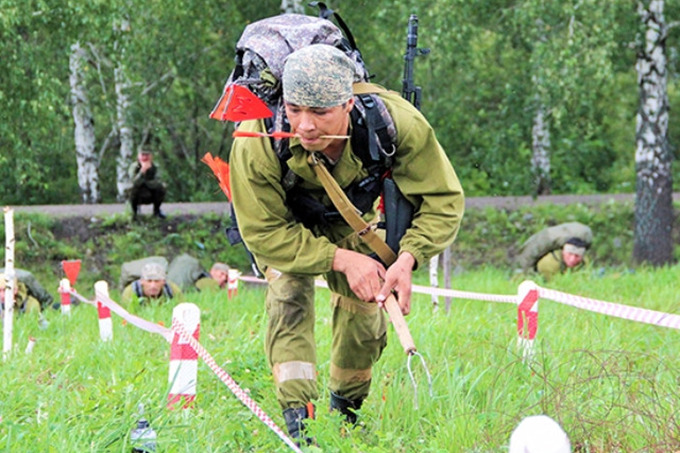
[209,84,272,122]
[61,260,81,287]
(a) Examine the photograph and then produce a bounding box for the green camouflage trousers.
[264,269,387,410]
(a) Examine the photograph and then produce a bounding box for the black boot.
[329,391,363,425]
[153,204,166,219]
[131,203,139,220]
[283,404,314,446]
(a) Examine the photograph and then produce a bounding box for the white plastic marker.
[227,269,240,299]
[3,207,16,359]
[59,278,72,315]
[517,280,539,362]
[168,303,200,409]
[94,281,113,341]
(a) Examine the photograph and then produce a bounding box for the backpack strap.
[307,151,397,266]
[132,280,143,298]
[164,283,174,298]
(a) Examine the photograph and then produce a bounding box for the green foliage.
[0,0,672,203]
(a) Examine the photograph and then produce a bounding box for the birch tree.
[114,16,134,201]
[69,41,100,204]
[633,0,674,265]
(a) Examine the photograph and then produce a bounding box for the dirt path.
[8,193,680,218]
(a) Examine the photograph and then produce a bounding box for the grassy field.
[1,265,679,452]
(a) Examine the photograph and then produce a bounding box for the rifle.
[401,14,430,110]
[384,14,430,255]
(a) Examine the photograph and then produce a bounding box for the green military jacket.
[229,89,464,296]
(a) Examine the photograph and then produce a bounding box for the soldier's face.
[562,249,584,268]
[141,279,164,297]
[210,269,228,288]
[285,99,354,152]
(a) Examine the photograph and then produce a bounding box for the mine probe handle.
[401,14,430,110]
[383,294,416,355]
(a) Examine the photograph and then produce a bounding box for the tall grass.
[1,265,679,452]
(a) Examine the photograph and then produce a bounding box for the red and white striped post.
[227,269,239,299]
[94,281,113,342]
[59,278,71,315]
[517,280,539,362]
[168,302,200,409]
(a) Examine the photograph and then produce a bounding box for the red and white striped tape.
[171,318,303,453]
[94,281,113,342]
[168,303,200,410]
[539,286,680,330]
[73,289,301,452]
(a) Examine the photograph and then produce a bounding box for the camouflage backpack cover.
[167,254,209,291]
[517,222,593,271]
[225,13,370,114]
[118,256,168,290]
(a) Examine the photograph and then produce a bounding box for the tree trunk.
[633,0,674,266]
[69,42,100,204]
[531,99,551,195]
[115,17,134,202]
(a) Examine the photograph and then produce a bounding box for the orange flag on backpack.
[201,153,231,201]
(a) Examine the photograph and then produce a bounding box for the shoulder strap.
[164,283,174,298]
[307,152,397,265]
[132,280,143,298]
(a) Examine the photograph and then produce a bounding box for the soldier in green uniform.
[0,273,41,314]
[228,45,464,442]
[121,262,182,306]
[127,148,167,220]
[536,237,589,281]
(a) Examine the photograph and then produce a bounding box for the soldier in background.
[121,262,182,306]
[0,273,41,314]
[127,148,167,220]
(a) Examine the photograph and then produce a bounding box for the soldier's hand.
[376,252,415,315]
[332,248,386,303]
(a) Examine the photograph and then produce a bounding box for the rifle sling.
[307,152,397,266]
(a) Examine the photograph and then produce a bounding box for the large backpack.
[220,11,408,260]
[167,254,210,291]
[517,222,593,271]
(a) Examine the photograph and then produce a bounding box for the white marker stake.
[3,207,16,359]
[227,269,239,299]
[168,303,200,409]
[59,278,72,315]
[517,280,539,362]
[94,281,113,342]
[25,337,36,354]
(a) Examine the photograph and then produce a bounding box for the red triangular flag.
[201,152,232,201]
[209,84,273,122]
[62,259,81,286]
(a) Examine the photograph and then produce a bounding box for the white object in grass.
[508,414,570,453]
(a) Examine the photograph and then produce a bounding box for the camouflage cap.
[141,263,166,281]
[282,44,354,108]
[211,262,230,273]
